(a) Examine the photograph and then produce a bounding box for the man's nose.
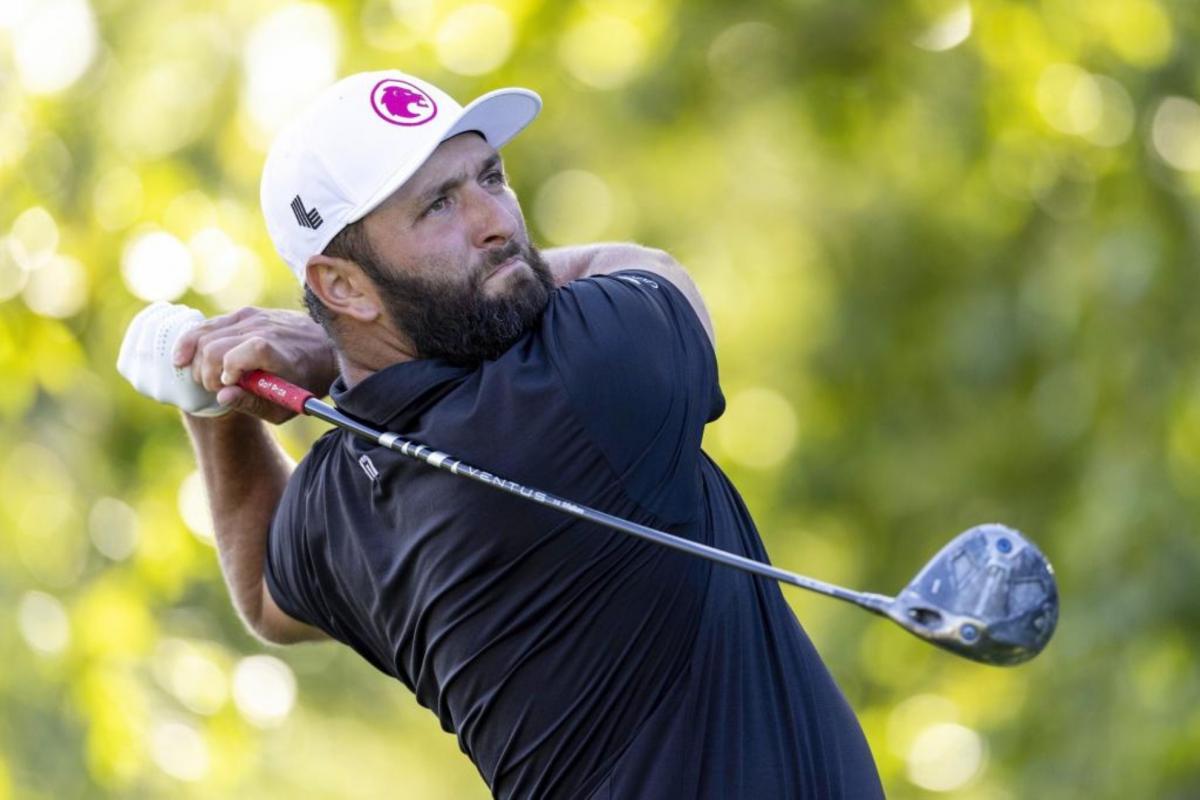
[467,185,518,248]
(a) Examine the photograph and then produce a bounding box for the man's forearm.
[183,412,293,636]
[542,242,669,286]
[542,241,715,345]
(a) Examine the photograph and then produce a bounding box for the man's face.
[357,132,554,366]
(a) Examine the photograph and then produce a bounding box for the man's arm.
[118,304,334,644]
[543,242,715,346]
[184,413,326,645]
[171,307,337,645]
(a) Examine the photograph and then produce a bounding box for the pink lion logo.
[370,79,438,127]
[381,86,427,118]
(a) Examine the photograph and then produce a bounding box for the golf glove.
[117,301,230,417]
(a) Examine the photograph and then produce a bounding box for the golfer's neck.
[335,321,416,389]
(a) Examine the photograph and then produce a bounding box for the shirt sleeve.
[264,452,330,633]
[540,269,725,525]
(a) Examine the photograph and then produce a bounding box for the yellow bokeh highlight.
[30,317,86,392]
[0,240,27,300]
[17,590,72,655]
[163,191,219,241]
[148,718,211,781]
[0,104,30,170]
[1091,0,1173,67]
[8,206,58,270]
[202,711,257,791]
[152,638,230,716]
[434,4,514,76]
[178,470,216,544]
[73,577,156,661]
[102,61,221,159]
[241,3,341,139]
[976,3,1067,75]
[132,495,204,596]
[75,665,149,789]
[912,1,972,52]
[533,169,614,244]
[858,617,935,689]
[9,0,97,95]
[360,0,436,52]
[557,1,674,90]
[3,442,87,587]
[1129,633,1194,713]
[1152,97,1200,173]
[713,386,799,470]
[92,166,145,232]
[23,254,88,318]
[906,722,986,792]
[1167,388,1200,495]
[888,693,959,758]
[1035,64,1134,148]
[121,229,194,302]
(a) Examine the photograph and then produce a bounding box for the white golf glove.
[116,301,230,417]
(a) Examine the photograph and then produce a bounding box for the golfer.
[119,71,883,799]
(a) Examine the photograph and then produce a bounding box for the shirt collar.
[329,359,473,430]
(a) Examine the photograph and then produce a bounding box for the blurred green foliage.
[2,0,1199,797]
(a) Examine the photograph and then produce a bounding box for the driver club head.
[885,524,1059,666]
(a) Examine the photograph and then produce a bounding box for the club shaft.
[297,394,892,615]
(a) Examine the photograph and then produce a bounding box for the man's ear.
[305,255,381,323]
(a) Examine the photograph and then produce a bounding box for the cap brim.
[443,87,542,149]
[347,87,542,225]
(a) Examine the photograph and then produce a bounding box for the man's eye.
[426,197,448,214]
[484,171,505,186]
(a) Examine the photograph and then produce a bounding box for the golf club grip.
[238,370,314,415]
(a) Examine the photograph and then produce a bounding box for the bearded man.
[118,71,882,799]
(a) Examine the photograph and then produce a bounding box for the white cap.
[260,70,541,282]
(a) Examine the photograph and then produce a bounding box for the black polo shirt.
[265,269,883,799]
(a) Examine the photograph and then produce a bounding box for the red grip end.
[238,370,314,416]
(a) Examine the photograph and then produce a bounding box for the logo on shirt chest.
[358,454,380,481]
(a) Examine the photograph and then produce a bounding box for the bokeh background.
[2,0,1199,797]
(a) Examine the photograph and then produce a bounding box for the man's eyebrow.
[413,154,504,209]
[479,154,502,174]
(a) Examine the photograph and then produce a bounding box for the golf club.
[238,370,1058,666]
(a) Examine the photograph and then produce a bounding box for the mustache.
[484,241,523,269]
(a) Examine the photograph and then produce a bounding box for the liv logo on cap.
[371,79,438,126]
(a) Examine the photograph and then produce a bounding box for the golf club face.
[886,524,1058,666]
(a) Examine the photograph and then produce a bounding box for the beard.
[363,239,556,367]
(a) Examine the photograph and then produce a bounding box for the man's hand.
[117,302,234,417]
[172,306,339,424]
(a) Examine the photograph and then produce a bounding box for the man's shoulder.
[551,267,676,299]
[534,268,713,381]
[539,269,683,343]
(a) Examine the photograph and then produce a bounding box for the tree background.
[1,0,1198,797]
